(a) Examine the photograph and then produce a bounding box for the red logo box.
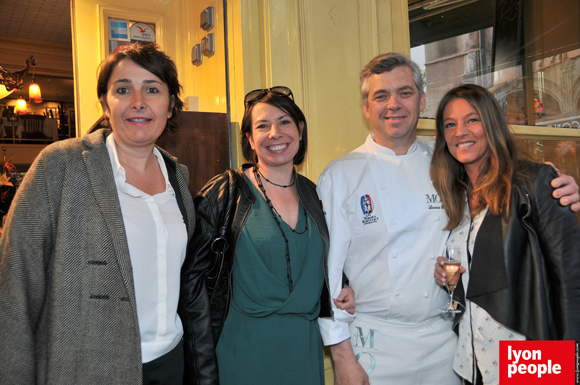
[499,340,576,384]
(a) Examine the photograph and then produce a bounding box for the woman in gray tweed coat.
[0,43,196,385]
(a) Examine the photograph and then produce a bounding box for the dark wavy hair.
[240,91,308,165]
[97,43,183,135]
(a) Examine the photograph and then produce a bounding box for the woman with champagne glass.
[431,84,580,385]
[181,87,354,385]
[439,245,462,314]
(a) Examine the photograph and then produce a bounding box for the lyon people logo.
[499,340,576,384]
[360,194,379,225]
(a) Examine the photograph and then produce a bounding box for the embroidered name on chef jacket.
[425,193,444,210]
[361,194,379,225]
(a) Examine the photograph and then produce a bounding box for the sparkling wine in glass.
[440,245,462,314]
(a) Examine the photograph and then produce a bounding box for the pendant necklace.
[253,166,308,293]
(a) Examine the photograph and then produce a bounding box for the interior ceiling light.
[29,64,42,103]
[0,55,41,101]
[0,85,13,99]
[14,96,28,115]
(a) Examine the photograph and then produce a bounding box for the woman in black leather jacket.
[431,84,580,385]
[180,87,354,385]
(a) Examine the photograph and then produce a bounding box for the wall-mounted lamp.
[201,34,215,57]
[192,44,203,66]
[201,7,214,31]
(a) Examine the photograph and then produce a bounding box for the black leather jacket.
[453,161,580,342]
[179,164,333,384]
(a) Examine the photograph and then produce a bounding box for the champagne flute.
[440,245,462,314]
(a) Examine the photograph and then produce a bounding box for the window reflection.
[532,51,580,129]
[411,0,580,131]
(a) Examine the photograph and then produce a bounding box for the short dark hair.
[97,43,183,135]
[360,53,423,106]
[240,91,308,165]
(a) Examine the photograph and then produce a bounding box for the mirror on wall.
[0,0,75,146]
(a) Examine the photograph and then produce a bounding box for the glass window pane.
[410,0,580,130]
[532,50,580,129]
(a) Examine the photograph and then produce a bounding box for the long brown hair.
[431,84,528,229]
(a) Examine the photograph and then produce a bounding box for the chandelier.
[0,56,42,107]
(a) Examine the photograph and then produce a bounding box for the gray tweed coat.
[0,129,195,384]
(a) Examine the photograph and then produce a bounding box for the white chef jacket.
[317,133,450,345]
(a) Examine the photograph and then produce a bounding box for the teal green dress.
[215,180,325,385]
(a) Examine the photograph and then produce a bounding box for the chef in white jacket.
[318,53,580,385]
[318,136,456,385]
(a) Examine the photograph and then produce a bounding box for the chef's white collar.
[368,132,420,156]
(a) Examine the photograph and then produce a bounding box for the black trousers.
[142,339,184,385]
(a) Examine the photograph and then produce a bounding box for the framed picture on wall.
[98,6,165,59]
[107,19,156,54]
[108,18,130,41]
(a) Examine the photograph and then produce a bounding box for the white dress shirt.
[106,133,188,363]
[317,133,450,345]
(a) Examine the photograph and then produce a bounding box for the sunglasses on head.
[244,86,294,105]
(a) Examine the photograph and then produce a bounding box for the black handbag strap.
[209,169,237,299]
